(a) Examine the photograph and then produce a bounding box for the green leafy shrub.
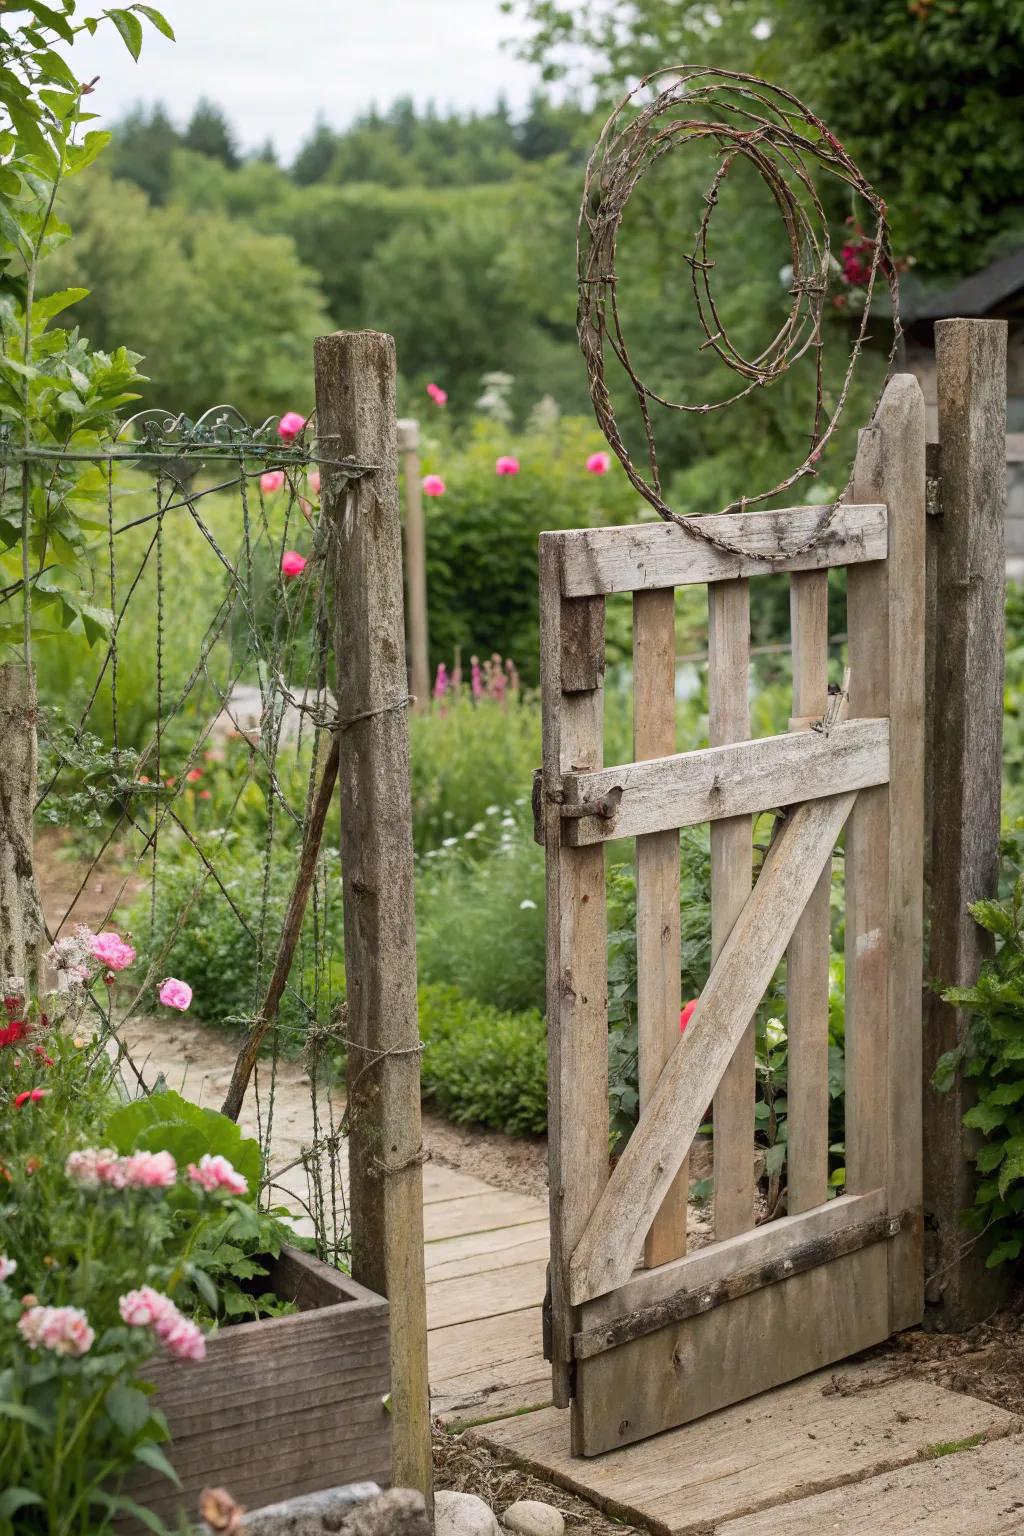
[418,983,547,1136]
[416,808,545,1013]
[933,826,1024,1268]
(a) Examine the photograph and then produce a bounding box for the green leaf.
[976,1141,1006,1173]
[997,1141,1024,1200]
[133,4,175,38]
[31,287,88,324]
[964,1101,1008,1134]
[91,1490,171,1535]
[67,130,112,174]
[104,8,145,59]
[105,1382,150,1438]
[132,1437,182,1487]
[0,1401,49,1430]
[0,1489,44,1519]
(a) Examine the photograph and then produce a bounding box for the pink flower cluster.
[119,1286,206,1362]
[90,931,136,972]
[187,1153,248,1197]
[19,1304,95,1357]
[420,449,613,496]
[65,1147,177,1191]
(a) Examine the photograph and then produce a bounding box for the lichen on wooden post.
[0,661,44,990]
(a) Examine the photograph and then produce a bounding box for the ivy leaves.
[933,837,1024,1266]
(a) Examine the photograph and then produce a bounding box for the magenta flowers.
[422,474,446,497]
[158,977,192,1012]
[495,455,520,476]
[277,411,306,442]
[586,451,611,474]
[281,550,307,579]
[425,382,448,406]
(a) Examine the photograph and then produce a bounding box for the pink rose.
[119,1285,175,1328]
[156,1310,206,1362]
[307,469,321,495]
[586,451,611,474]
[277,411,306,442]
[281,550,307,579]
[187,1153,249,1197]
[495,456,520,476]
[680,1000,698,1033]
[159,977,192,1012]
[426,382,447,406]
[260,470,285,495]
[90,931,136,972]
[19,1304,94,1357]
[422,474,445,497]
[121,1149,177,1190]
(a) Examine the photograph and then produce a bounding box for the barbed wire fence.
[3,404,378,1265]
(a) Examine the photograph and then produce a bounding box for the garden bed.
[123,1247,390,1528]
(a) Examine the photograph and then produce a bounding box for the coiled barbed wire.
[578,67,901,554]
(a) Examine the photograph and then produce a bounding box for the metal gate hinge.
[559,785,622,821]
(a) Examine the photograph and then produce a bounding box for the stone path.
[122,1016,1024,1535]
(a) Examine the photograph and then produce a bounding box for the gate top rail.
[547,502,887,598]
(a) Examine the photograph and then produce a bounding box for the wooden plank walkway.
[122,1020,1024,1534]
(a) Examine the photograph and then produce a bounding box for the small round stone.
[502,1499,566,1536]
[434,1489,502,1536]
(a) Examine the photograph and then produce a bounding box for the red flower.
[0,1019,28,1048]
[680,1000,698,1034]
[13,1089,48,1108]
[187,768,203,783]
[3,995,22,1016]
[32,1046,54,1067]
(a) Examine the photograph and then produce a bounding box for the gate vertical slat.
[633,587,686,1267]
[847,376,927,1331]
[708,579,755,1238]
[786,571,832,1213]
[540,539,609,1410]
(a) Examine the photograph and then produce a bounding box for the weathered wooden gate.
[538,375,926,1456]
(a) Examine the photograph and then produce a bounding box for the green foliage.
[0,0,171,662]
[418,983,548,1136]
[933,826,1024,1268]
[105,1089,263,1188]
[419,415,643,681]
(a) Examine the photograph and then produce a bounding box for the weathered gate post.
[0,660,44,989]
[923,317,1009,1329]
[396,418,430,710]
[314,332,433,1504]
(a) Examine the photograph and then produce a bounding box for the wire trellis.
[8,408,361,1265]
[578,67,901,554]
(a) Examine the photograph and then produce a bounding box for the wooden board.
[560,717,889,844]
[718,1433,1024,1536]
[425,1225,549,1282]
[476,1368,1019,1536]
[633,586,686,1267]
[426,1256,548,1329]
[569,790,856,1305]
[786,570,832,1213]
[423,1191,546,1243]
[709,577,755,1240]
[554,503,887,597]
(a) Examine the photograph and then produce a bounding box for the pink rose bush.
[281,549,307,579]
[495,455,520,476]
[426,382,447,405]
[260,469,285,494]
[422,473,445,497]
[586,451,611,474]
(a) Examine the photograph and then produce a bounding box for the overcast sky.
[70,0,546,162]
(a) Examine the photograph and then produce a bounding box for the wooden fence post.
[923,317,1008,1329]
[397,418,430,709]
[0,660,43,991]
[314,333,432,1504]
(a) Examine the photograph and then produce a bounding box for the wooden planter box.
[123,1247,390,1528]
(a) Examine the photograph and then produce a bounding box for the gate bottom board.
[573,1244,890,1454]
